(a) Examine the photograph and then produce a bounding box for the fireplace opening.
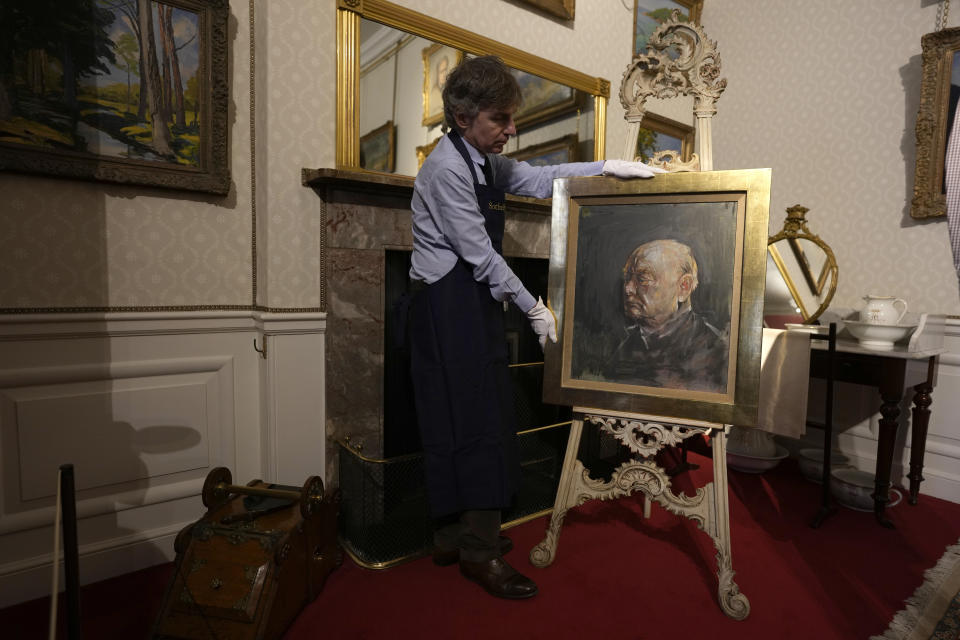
[383,250,572,458]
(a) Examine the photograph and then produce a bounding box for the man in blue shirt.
[406,55,663,599]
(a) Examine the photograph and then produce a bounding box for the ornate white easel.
[529,14,750,620]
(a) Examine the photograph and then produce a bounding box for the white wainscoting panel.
[0,310,326,608]
[787,318,960,504]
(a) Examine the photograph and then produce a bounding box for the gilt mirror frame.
[336,0,609,172]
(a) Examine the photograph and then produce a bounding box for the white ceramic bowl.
[797,448,850,483]
[830,468,902,511]
[727,444,789,474]
[844,320,917,350]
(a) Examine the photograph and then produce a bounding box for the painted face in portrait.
[622,239,698,330]
[435,56,449,89]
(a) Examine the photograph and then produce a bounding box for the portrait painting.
[542,169,772,427]
[510,69,579,130]
[0,0,230,194]
[633,0,703,58]
[422,44,462,128]
[911,27,960,218]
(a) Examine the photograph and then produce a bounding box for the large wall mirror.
[336,0,610,177]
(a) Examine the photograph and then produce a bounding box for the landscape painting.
[633,1,702,57]
[0,0,230,194]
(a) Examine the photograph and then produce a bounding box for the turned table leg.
[908,364,934,504]
[873,392,901,529]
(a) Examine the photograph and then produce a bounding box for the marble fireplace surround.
[303,168,554,487]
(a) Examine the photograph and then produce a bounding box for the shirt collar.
[460,136,488,168]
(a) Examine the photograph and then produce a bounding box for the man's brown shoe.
[431,535,513,567]
[459,557,538,599]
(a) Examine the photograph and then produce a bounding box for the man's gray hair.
[442,55,522,132]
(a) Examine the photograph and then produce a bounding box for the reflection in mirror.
[340,1,608,176]
[358,18,593,176]
[765,204,838,325]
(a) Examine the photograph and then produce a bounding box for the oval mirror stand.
[766,204,838,324]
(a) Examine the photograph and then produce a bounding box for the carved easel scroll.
[530,409,750,620]
[619,11,726,171]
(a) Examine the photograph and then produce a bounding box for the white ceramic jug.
[862,295,908,325]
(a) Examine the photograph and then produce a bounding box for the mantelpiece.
[302,168,555,487]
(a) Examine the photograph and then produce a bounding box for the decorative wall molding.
[0,309,326,608]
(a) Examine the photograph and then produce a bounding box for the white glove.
[526,297,557,350]
[602,159,667,179]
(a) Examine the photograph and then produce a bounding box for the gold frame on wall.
[0,0,231,195]
[512,70,581,130]
[336,0,609,171]
[517,0,575,21]
[507,133,579,165]
[635,112,694,163]
[633,0,703,57]
[543,169,772,426]
[421,43,462,128]
[359,120,396,172]
[911,26,960,219]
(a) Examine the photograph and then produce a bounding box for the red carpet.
[6,452,960,639]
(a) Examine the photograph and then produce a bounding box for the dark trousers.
[434,509,501,562]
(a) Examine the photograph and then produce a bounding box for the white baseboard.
[0,523,182,609]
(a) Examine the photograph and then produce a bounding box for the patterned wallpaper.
[2,0,957,314]
[702,0,960,316]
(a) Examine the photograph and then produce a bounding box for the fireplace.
[306,168,609,566]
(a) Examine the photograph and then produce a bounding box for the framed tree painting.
[542,169,772,426]
[0,0,230,194]
[633,0,703,57]
[422,43,461,128]
[416,135,441,169]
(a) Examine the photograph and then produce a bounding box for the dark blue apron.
[407,131,520,518]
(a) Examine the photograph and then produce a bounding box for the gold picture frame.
[416,135,442,169]
[635,112,694,163]
[512,69,580,130]
[360,120,396,173]
[543,169,772,426]
[633,0,703,57]
[507,134,578,165]
[516,0,575,20]
[911,27,960,219]
[0,0,230,194]
[422,44,462,128]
